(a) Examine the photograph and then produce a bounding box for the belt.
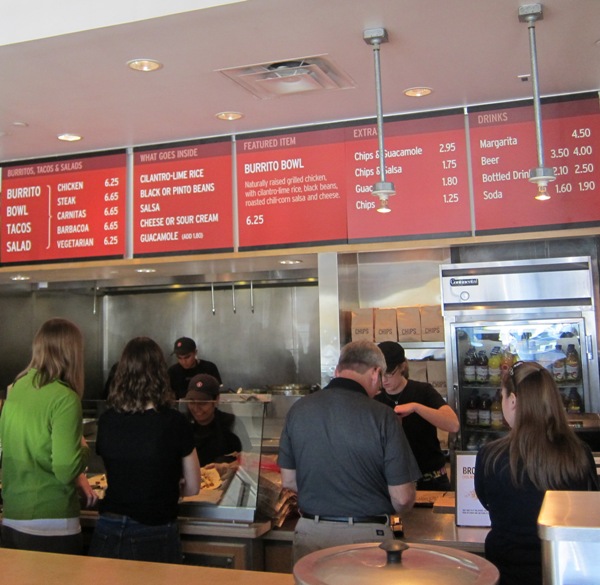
[301,513,388,525]
[101,512,128,520]
[420,467,447,482]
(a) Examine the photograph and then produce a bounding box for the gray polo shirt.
[278,377,421,517]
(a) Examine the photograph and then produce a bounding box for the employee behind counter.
[184,374,251,466]
[168,337,222,399]
[377,341,460,491]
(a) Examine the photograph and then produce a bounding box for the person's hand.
[75,473,99,509]
[205,461,233,477]
[394,403,419,418]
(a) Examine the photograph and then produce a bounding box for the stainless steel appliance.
[538,491,600,585]
[440,257,600,450]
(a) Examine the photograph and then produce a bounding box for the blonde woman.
[0,318,96,554]
[475,360,599,585]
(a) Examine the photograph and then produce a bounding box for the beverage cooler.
[440,257,600,450]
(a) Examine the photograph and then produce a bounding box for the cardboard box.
[351,308,374,342]
[420,305,444,341]
[409,360,428,383]
[374,308,398,342]
[427,360,447,399]
[396,307,421,342]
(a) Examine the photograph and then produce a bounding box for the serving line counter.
[76,494,488,574]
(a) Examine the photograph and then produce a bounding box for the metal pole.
[372,40,387,183]
[527,16,545,168]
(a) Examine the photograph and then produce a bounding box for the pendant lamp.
[519,3,555,201]
[364,28,395,213]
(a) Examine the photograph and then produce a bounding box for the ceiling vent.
[217,54,356,99]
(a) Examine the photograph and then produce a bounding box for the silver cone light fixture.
[519,3,555,201]
[364,28,395,213]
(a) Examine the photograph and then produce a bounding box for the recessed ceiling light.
[135,268,156,273]
[10,274,30,281]
[403,87,432,98]
[127,59,163,72]
[216,111,244,121]
[58,133,83,142]
[12,121,28,128]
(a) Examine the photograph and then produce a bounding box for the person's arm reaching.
[280,467,298,493]
[180,448,201,497]
[394,403,460,433]
[388,481,416,515]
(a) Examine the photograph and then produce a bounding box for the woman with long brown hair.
[88,336,200,563]
[475,360,598,585]
[0,318,96,554]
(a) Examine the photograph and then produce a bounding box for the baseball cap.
[173,337,196,356]
[378,341,406,371]
[186,374,220,400]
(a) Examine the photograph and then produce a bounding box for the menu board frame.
[236,122,350,252]
[132,136,235,258]
[468,91,600,236]
[1,149,127,265]
[344,107,473,244]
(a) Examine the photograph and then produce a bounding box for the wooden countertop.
[0,547,294,585]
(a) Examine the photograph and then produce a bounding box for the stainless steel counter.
[263,505,489,555]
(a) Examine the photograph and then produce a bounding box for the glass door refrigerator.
[440,257,600,451]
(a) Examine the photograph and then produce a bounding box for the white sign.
[455,451,491,527]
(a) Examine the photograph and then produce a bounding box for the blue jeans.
[88,514,183,564]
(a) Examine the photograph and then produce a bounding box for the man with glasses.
[278,340,420,562]
[168,337,222,399]
[377,342,459,491]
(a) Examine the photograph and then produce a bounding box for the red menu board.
[237,128,348,249]
[1,152,126,263]
[345,112,472,242]
[469,95,600,233]
[133,140,233,256]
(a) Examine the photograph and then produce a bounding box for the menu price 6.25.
[246,214,264,226]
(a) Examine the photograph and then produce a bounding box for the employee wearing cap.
[168,337,222,399]
[377,341,460,491]
[185,374,250,466]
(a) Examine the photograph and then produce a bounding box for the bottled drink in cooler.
[466,390,480,426]
[567,387,583,414]
[490,389,505,430]
[476,350,489,383]
[565,344,580,381]
[552,344,566,383]
[488,347,502,384]
[478,393,491,427]
[500,348,515,377]
[466,434,478,451]
[463,348,476,384]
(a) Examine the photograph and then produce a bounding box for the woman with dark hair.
[0,318,96,554]
[88,337,200,563]
[475,360,599,585]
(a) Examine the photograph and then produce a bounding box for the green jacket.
[0,368,87,520]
